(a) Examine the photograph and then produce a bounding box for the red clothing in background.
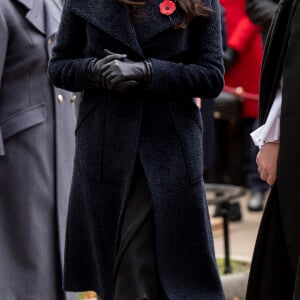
[220,0,263,118]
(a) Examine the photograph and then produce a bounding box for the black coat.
[246,0,279,41]
[247,0,300,298]
[48,0,225,299]
[262,0,300,275]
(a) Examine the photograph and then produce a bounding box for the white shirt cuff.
[250,88,282,148]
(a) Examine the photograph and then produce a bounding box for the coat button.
[70,94,77,102]
[214,111,222,119]
[58,94,64,102]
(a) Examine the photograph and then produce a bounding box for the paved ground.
[209,190,268,299]
[210,189,266,262]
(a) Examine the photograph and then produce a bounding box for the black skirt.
[113,160,165,300]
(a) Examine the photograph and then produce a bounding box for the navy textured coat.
[48,0,225,299]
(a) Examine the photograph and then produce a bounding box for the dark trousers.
[114,161,165,300]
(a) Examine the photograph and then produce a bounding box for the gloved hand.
[223,47,238,70]
[101,56,153,91]
[108,79,140,93]
[86,50,127,86]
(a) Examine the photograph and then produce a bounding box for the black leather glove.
[108,79,140,93]
[101,58,153,91]
[86,50,127,87]
[223,47,238,70]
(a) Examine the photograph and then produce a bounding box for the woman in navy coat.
[48,0,225,299]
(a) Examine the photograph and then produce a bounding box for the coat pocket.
[169,100,203,185]
[74,96,106,181]
[0,103,46,155]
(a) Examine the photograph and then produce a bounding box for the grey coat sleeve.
[246,0,278,29]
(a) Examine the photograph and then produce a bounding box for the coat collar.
[15,0,46,35]
[67,0,183,57]
[44,0,62,38]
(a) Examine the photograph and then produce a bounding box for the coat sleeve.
[246,0,278,30]
[146,0,224,99]
[48,4,94,92]
[49,0,224,98]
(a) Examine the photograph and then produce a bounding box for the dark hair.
[119,0,213,28]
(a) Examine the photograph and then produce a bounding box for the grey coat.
[0,0,77,299]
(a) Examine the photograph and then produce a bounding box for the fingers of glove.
[105,74,119,90]
[103,49,118,55]
[101,60,121,77]
[105,77,124,90]
[113,80,139,92]
[100,54,126,66]
[103,50,133,64]
[109,73,132,85]
[103,73,128,86]
[103,69,125,85]
[102,60,141,83]
[105,67,137,83]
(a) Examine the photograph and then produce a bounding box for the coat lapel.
[129,0,184,44]
[67,0,183,57]
[44,0,62,38]
[15,0,46,35]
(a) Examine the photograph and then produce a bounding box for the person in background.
[48,0,226,299]
[201,4,226,181]
[218,0,266,213]
[0,0,77,299]
[246,0,300,298]
[246,0,280,42]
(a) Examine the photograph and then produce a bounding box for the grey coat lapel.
[15,0,46,35]
[67,0,183,57]
[44,0,62,38]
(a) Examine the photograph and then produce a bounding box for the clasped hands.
[87,49,152,93]
[256,142,279,186]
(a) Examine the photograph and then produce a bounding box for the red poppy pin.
[159,0,176,16]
